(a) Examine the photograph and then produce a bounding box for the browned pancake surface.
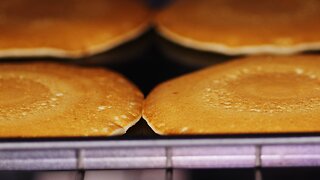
[0,0,150,58]
[156,0,320,55]
[0,63,143,137]
[143,55,320,135]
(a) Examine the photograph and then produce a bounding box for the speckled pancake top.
[143,55,320,135]
[0,63,143,137]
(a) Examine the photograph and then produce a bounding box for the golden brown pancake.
[0,0,150,58]
[143,55,320,135]
[0,63,143,137]
[156,0,320,55]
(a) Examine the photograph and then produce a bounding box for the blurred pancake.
[156,0,320,55]
[0,0,150,58]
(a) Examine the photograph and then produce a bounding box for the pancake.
[143,55,320,135]
[156,0,320,55]
[0,0,150,58]
[0,63,143,137]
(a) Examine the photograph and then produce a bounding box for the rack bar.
[2,136,320,150]
[261,145,320,167]
[82,147,166,169]
[0,149,77,170]
[171,146,256,168]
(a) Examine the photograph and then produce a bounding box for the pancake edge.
[0,21,150,59]
[156,24,320,55]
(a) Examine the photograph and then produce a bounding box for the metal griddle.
[1,31,320,171]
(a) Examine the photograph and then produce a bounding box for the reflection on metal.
[166,147,173,180]
[255,169,263,180]
[76,171,85,180]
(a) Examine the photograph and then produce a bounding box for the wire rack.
[1,136,320,172]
